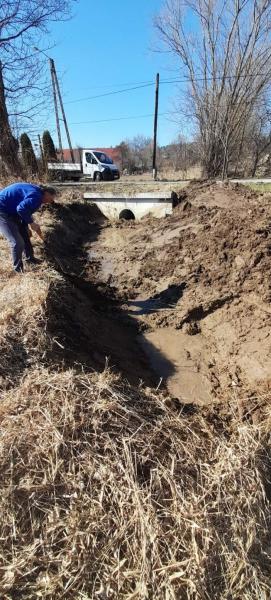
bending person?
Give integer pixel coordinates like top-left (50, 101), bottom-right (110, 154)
top-left (0, 182), bottom-right (56, 272)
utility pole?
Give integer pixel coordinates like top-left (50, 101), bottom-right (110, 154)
top-left (49, 58), bottom-right (64, 162)
top-left (51, 60), bottom-right (75, 164)
top-left (38, 133), bottom-right (46, 173)
top-left (34, 48), bottom-right (75, 164)
top-left (152, 73), bottom-right (159, 180)
top-left (38, 134), bottom-right (44, 161)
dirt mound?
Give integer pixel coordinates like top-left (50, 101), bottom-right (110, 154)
top-left (88, 182), bottom-right (271, 401)
top-left (175, 179), bottom-right (261, 208)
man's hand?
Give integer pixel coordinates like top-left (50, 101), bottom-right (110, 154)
top-left (30, 222), bottom-right (44, 241)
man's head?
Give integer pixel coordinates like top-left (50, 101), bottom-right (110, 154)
top-left (40, 186), bottom-right (57, 205)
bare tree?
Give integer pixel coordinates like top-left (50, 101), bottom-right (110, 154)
top-left (116, 137), bottom-right (153, 174)
top-left (155, 0), bottom-right (271, 178)
top-left (116, 141), bottom-right (134, 173)
top-left (0, 0), bottom-right (75, 175)
top-left (160, 135), bottom-right (200, 176)
top-left (128, 135), bottom-right (153, 172)
top-left (247, 108), bottom-right (271, 176)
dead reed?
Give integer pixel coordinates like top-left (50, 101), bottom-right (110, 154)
top-left (0, 365), bottom-right (270, 599)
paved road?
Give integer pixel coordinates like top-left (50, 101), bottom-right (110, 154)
top-left (52, 180), bottom-right (186, 186)
top-left (52, 177), bottom-right (271, 187)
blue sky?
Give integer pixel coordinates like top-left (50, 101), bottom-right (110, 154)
top-left (36, 0), bottom-right (185, 149)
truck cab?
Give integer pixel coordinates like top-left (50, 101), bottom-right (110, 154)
top-left (83, 149), bottom-right (120, 181)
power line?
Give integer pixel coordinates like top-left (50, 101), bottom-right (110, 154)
top-left (65, 82), bottom-right (156, 104)
top-left (63, 70), bottom-right (187, 93)
top-left (69, 111), bottom-right (178, 125)
top-left (66, 78), bottom-right (163, 91)
top-left (65, 78), bottom-right (190, 105)
top-left (43, 93), bottom-right (271, 128)
top-left (28, 111), bottom-right (179, 134)
top-left (26, 71), bottom-right (270, 140)
top-left (26, 92), bottom-right (271, 134)
top-left (64, 72), bottom-right (271, 105)
top-left (68, 93), bottom-right (271, 126)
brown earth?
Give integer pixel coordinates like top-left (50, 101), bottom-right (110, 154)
top-left (85, 180), bottom-right (271, 407)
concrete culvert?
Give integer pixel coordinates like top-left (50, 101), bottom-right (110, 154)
top-left (119, 209), bottom-right (135, 221)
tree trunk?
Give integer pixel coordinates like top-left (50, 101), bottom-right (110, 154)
top-left (251, 150), bottom-right (260, 177)
top-left (202, 139), bottom-right (224, 178)
top-left (0, 62), bottom-right (22, 176)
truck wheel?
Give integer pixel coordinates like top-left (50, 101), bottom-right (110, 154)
top-left (55, 171), bottom-right (64, 182)
top-left (94, 172), bottom-right (103, 182)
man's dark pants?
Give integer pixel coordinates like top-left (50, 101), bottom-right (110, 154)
top-left (0, 212), bottom-right (34, 272)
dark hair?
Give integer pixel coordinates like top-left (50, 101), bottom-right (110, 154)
top-left (40, 185), bottom-right (57, 196)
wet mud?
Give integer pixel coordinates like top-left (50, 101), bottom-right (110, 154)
top-left (85, 181), bottom-right (271, 404)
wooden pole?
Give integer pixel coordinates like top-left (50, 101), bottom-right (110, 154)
top-left (152, 73), bottom-right (159, 180)
top-left (38, 133), bottom-right (47, 175)
top-left (49, 58), bottom-right (64, 162)
top-left (38, 134), bottom-right (44, 162)
top-left (52, 61), bottom-right (75, 163)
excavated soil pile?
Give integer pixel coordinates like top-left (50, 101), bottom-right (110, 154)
top-left (87, 181), bottom-right (271, 406)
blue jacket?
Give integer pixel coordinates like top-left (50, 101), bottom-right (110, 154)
top-left (0, 183), bottom-right (43, 224)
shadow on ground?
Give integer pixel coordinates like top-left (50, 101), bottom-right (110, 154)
top-left (127, 283), bottom-right (187, 316)
top-left (44, 201), bottom-right (176, 388)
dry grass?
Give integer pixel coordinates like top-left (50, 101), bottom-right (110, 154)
top-left (157, 166), bottom-right (202, 181)
top-left (121, 166), bottom-right (201, 182)
top-left (0, 367), bottom-right (271, 599)
top-left (0, 230), bottom-right (64, 383)
top-left (0, 197), bottom-right (270, 599)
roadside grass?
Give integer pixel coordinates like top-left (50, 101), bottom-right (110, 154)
top-left (246, 183), bottom-right (271, 193)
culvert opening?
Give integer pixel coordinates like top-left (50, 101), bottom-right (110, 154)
top-left (119, 209), bottom-right (135, 221)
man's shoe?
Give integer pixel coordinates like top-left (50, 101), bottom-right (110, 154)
top-left (25, 257), bottom-right (43, 265)
top-left (14, 260), bottom-right (24, 273)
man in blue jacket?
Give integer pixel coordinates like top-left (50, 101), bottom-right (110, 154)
top-left (0, 182), bottom-right (56, 272)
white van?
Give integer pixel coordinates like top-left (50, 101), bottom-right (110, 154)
top-left (48, 149), bottom-right (120, 182)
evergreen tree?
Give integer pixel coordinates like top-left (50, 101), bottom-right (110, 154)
top-left (0, 62), bottom-right (22, 176)
top-left (20, 133), bottom-right (38, 174)
top-left (42, 130), bottom-right (57, 161)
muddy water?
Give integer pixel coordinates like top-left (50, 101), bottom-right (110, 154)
top-left (127, 296), bottom-right (212, 402)
top-left (140, 329), bottom-right (213, 404)
top-left (89, 227), bottom-right (212, 403)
